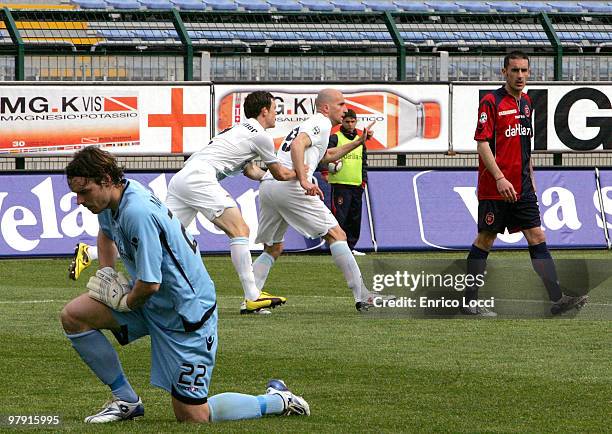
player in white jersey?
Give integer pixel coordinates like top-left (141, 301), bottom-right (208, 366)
top-left (165, 91), bottom-right (296, 314)
top-left (70, 92), bottom-right (295, 315)
top-left (253, 89), bottom-right (390, 311)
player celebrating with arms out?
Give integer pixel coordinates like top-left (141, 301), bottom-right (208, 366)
top-left (61, 147), bottom-right (309, 424)
top-left (463, 51), bottom-right (588, 316)
top-left (252, 88), bottom-right (393, 312)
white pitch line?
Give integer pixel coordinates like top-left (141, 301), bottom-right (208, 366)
top-left (0, 299), bottom-right (67, 304)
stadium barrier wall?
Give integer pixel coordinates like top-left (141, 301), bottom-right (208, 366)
top-left (1, 82), bottom-right (611, 156)
top-left (0, 168), bottom-right (609, 257)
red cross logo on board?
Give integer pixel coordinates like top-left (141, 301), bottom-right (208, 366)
top-left (148, 87), bottom-right (207, 153)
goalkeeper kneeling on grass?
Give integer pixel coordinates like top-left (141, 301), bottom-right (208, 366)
top-left (60, 146), bottom-right (309, 424)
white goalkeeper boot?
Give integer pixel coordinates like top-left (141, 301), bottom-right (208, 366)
top-left (265, 379), bottom-right (310, 416)
top-left (84, 397), bottom-right (144, 423)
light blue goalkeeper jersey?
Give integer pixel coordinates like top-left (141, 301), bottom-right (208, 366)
top-left (98, 179), bottom-right (216, 331)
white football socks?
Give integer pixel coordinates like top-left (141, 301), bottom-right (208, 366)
top-left (88, 245), bottom-right (99, 261)
top-left (253, 252), bottom-right (275, 291)
top-left (330, 240), bottom-right (365, 302)
top-left (230, 237), bottom-right (260, 301)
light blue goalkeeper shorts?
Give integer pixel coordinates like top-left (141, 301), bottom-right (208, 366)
top-left (110, 305), bottom-right (217, 405)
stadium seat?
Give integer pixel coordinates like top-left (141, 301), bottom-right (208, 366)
top-left (331, 0), bottom-right (366, 11)
top-left (268, 0), bottom-right (303, 11)
top-left (97, 29), bottom-right (135, 39)
top-left (485, 31), bottom-right (514, 40)
top-left (454, 31), bottom-right (484, 40)
top-left (393, 1), bottom-right (430, 12)
top-left (547, 2), bottom-right (584, 12)
top-left (363, 0), bottom-right (397, 12)
top-left (300, 0), bottom-right (335, 12)
top-left (132, 29), bottom-right (178, 39)
top-left (516, 31), bottom-right (547, 41)
top-left (172, 0), bottom-right (206, 10)
top-left (456, 1), bottom-right (491, 12)
top-left (71, 0), bottom-right (107, 8)
top-left (233, 30), bottom-right (268, 41)
top-left (107, 0), bottom-right (141, 9)
top-left (578, 2), bottom-right (612, 13)
top-left (424, 1), bottom-right (461, 12)
top-left (267, 31), bottom-right (304, 40)
top-left (399, 31), bottom-right (430, 42)
top-left (236, 0), bottom-right (269, 11)
top-left (486, 1), bottom-right (521, 12)
top-left (189, 29), bottom-right (236, 39)
top-left (582, 31), bottom-right (612, 42)
top-left (362, 31), bottom-right (392, 41)
top-left (207, 0), bottom-right (239, 10)
top-left (139, 0), bottom-right (174, 9)
top-left (300, 31), bottom-right (332, 40)
top-left (517, 2), bottom-right (553, 12)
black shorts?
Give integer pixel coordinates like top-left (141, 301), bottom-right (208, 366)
top-left (478, 197), bottom-right (541, 234)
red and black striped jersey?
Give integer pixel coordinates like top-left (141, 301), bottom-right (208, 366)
top-left (474, 86), bottom-right (535, 201)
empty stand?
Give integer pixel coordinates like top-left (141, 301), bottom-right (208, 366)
top-left (299, 0), bottom-right (334, 12)
top-left (139, 0), bottom-right (174, 10)
top-left (267, 0), bottom-right (302, 11)
top-left (330, 0), bottom-right (366, 12)
top-left (207, 0), bottom-right (239, 11)
top-left (172, 0), bottom-right (206, 10)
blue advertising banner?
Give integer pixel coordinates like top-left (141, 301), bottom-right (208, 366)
top-left (407, 169), bottom-right (605, 249)
top-left (0, 169), bottom-right (607, 257)
top-left (0, 173), bottom-right (323, 257)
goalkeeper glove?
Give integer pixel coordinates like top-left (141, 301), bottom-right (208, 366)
top-left (86, 267), bottom-right (132, 312)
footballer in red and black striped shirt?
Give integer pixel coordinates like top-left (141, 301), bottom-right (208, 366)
top-left (461, 51), bottom-right (588, 317)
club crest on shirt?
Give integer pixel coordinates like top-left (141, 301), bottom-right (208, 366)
top-left (479, 112), bottom-right (487, 123)
top-left (313, 126), bottom-right (320, 135)
top-left (523, 105), bottom-right (530, 118)
top-left (485, 212), bottom-right (495, 225)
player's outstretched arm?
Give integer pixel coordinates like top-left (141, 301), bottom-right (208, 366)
top-left (97, 230), bottom-right (118, 269)
top-left (243, 162), bottom-right (267, 181)
top-left (321, 121), bottom-right (375, 164)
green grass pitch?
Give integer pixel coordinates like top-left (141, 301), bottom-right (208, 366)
top-left (0, 251), bottom-right (610, 433)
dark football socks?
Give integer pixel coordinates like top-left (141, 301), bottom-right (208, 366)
top-left (528, 242), bottom-right (562, 302)
top-left (465, 244), bottom-right (489, 302)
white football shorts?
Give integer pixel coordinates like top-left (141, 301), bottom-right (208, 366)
top-left (255, 179), bottom-right (338, 245)
top-left (166, 163), bottom-right (237, 224)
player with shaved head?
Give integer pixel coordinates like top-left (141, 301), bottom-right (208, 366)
top-left (251, 88), bottom-right (394, 311)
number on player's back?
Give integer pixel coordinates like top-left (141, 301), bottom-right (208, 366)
top-left (281, 127), bottom-right (300, 152)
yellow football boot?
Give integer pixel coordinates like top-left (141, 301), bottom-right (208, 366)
top-left (240, 291), bottom-right (287, 314)
top-left (69, 243), bottom-right (92, 280)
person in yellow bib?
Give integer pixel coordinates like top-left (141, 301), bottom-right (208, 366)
top-left (326, 109), bottom-right (371, 256)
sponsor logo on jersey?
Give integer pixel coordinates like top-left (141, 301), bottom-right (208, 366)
top-left (498, 109), bottom-right (517, 116)
top-left (505, 124), bottom-right (532, 137)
